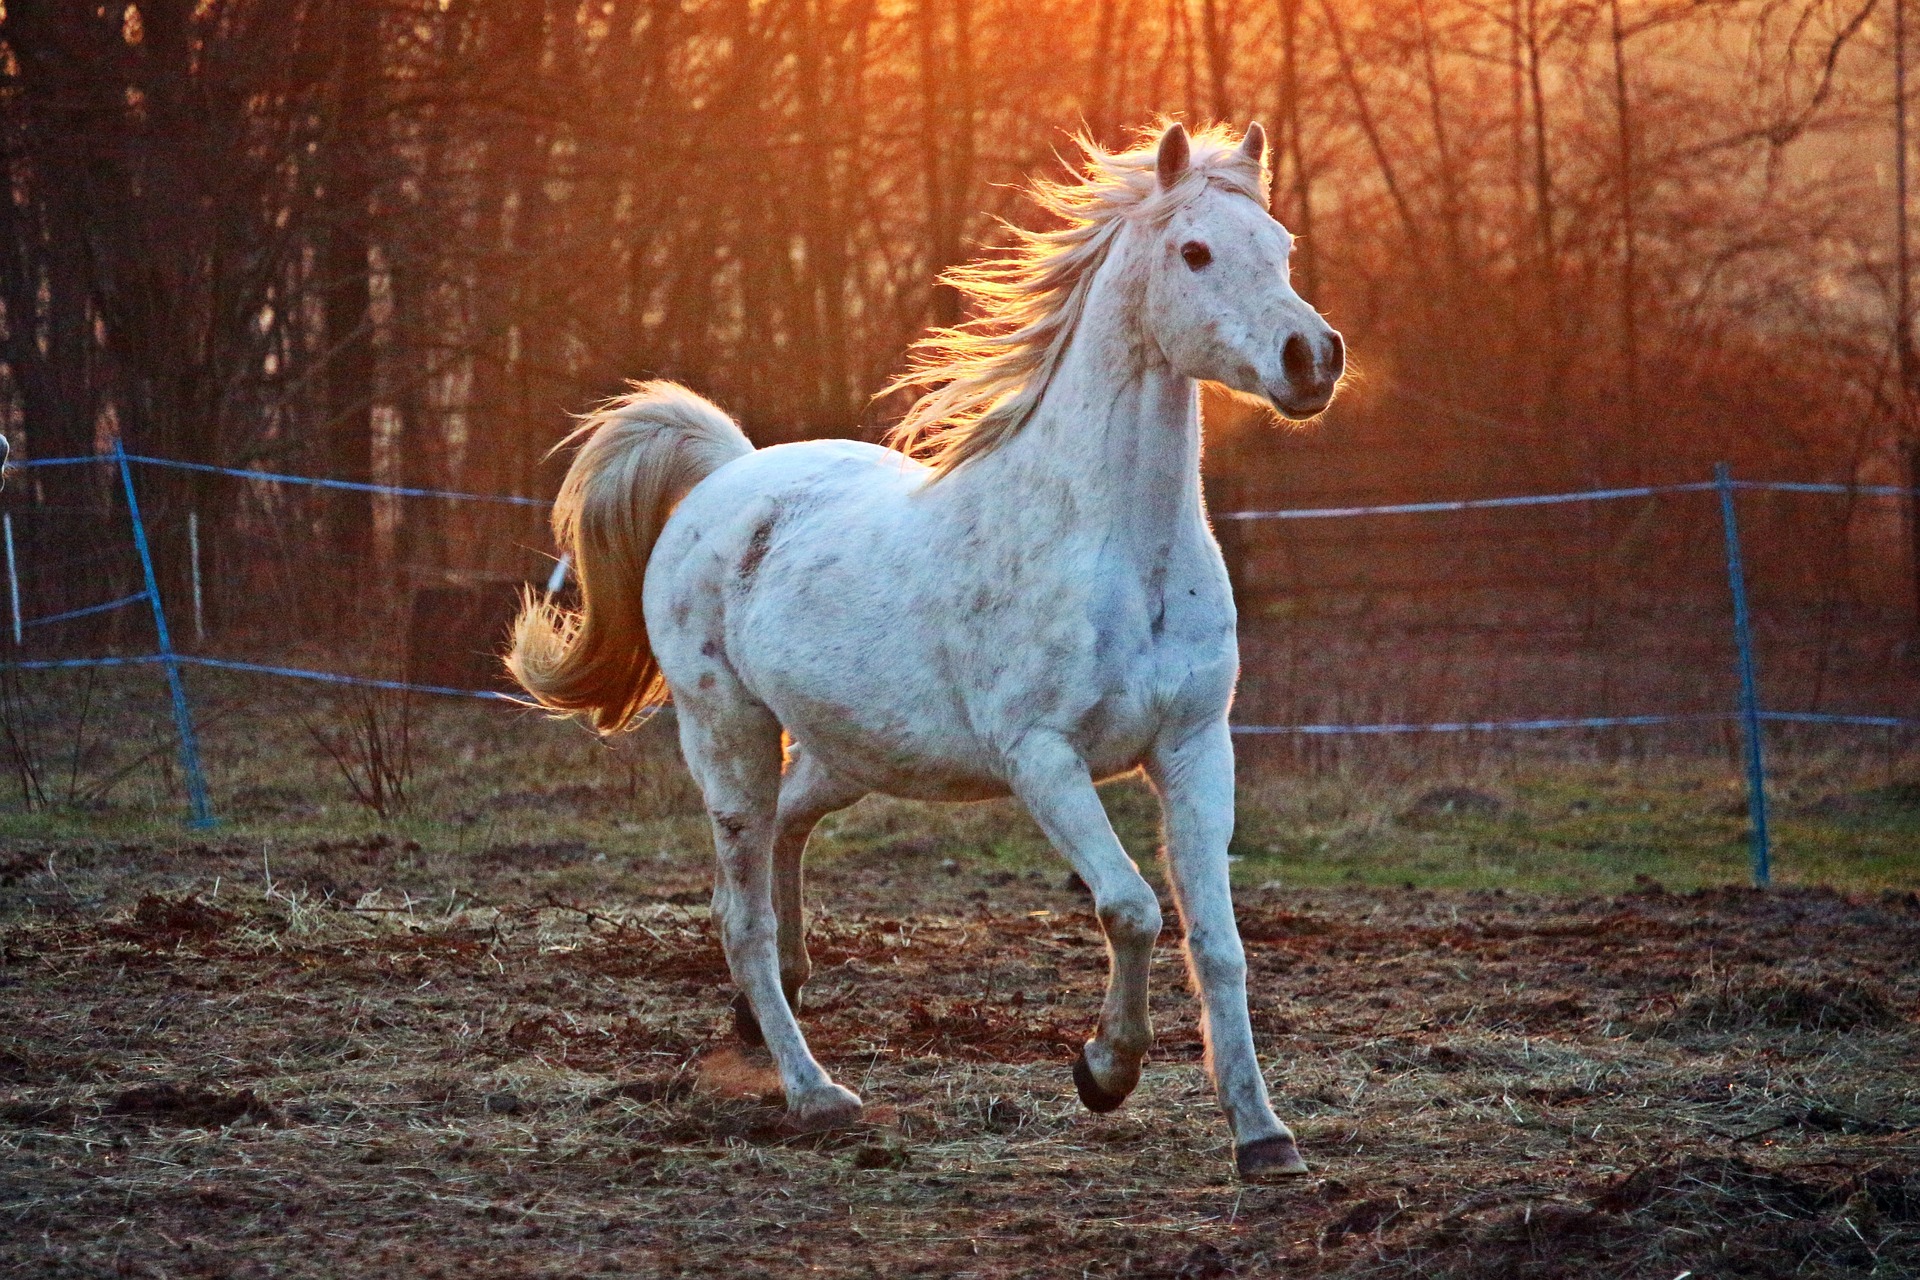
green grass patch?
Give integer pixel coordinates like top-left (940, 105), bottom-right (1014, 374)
top-left (1, 667), bottom-right (1915, 896)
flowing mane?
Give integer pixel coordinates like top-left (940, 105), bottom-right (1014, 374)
top-left (884, 122), bottom-right (1269, 478)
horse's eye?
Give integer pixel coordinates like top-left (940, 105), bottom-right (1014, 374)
top-left (1180, 241), bottom-right (1212, 270)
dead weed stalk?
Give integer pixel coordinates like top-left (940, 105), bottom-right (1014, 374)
top-left (305, 687), bottom-right (414, 819)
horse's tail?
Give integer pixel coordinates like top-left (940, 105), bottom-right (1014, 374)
top-left (508, 381), bottom-right (753, 733)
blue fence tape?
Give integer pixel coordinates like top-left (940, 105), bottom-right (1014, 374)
top-left (0, 650), bottom-right (519, 701)
top-left (1758, 710), bottom-right (1920, 729)
top-left (1731, 479), bottom-right (1920, 498)
top-left (10, 456), bottom-right (105, 470)
top-left (122, 455), bottom-right (553, 507)
top-left (1216, 482), bottom-right (1717, 521)
top-left (21, 590), bottom-right (148, 629)
top-left (1231, 709), bottom-right (1920, 734)
top-left (9, 450), bottom-right (1917, 514)
top-left (1231, 712), bottom-right (1727, 735)
top-left (10, 656), bottom-right (1915, 729)
top-left (4, 451), bottom-right (550, 507)
top-left (7, 654), bottom-right (168, 671)
top-left (175, 655), bottom-right (521, 701)
top-left (1218, 478), bottom-right (1920, 521)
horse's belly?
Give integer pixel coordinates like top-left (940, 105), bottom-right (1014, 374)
top-left (793, 725), bottom-right (1012, 802)
top-left (768, 688), bottom-right (1012, 802)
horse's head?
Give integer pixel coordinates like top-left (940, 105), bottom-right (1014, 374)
top-left (1141, 122), bottom-right (1343, 421)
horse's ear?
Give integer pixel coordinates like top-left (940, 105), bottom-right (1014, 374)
top-left (1156, 122), bottom-right (1191, 189)
top-left (1240, 121), bottom-right (1268, 167)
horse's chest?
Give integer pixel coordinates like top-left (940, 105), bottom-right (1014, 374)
top-left (1043, 574), bottom-right (1235, 765)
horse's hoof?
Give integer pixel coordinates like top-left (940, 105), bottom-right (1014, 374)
top-left (731, 992), bottom-right (765, 1047)
top-left (1235, 1134), bottom-right (1309, 1179)
top-left (1072, 1049), bottom-right (1132, 1114)
top-left (787, 1084), bottom-right (863, 1132)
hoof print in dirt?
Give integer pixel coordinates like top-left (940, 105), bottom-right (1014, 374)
top-left (1172, 1242), bottom-right (1234, 1278)
top-left (1235, 1134), bottom-right (1309, 1179)
top-left (108, 1083), bottom-right (274, 1128)
top-left (1321, 1196), bottom-right (1403, 1245)
top-left (850, 1143), bottom-right (910, 1171)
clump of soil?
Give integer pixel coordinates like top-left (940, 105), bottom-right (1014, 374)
top-left (104, 893), bottom-right (238, 946)
top-left (1663, 969), bottom-right (1904, 1034)
top-left (108, 1083), bottom-right (275, 1128)
top-left (1395, 1155), bottom-right (1920, 1280)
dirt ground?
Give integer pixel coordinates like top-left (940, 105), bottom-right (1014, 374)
top-left (3, 833), bottom-right (1918, 1279)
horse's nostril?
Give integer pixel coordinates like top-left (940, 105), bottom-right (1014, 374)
top-left (1283, 333), bottom-right (1313, 388)
top-left (1327, 331), bottom-right (1345, 379)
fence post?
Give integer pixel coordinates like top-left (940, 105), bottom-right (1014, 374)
top-left (189, 509), bottom-right (205, 642)
top-left (115, 440), bottom-right (216, 828)
top-left (1713, 462), bottom-right (1770, 886)
top-left (4, 513), bottom-right (18, 646)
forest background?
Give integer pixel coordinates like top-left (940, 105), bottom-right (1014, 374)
top-left (0, 0), bottom-right (1914, 679)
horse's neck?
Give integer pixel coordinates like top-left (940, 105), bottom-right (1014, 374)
top-left (955, 256), bottom-right (1204, 568)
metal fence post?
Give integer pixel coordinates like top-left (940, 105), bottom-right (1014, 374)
top-left (1713, 462), bottom-right (1769, 886)
top-left (4, 513), bottom-right (19, 646)
top-left (115, 440), bottom-right (216, 828)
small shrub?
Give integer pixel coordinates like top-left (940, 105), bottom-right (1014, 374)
top-left (305, 688), bottom-right (414, 819)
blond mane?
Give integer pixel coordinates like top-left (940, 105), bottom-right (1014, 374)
top-left (884, 122), bottom-right (1269, 478)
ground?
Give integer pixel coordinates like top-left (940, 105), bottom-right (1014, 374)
top-left (4, 834), bottom-right (1919, 1277)
top-left (1, 678), bottom-right (1917, 1277)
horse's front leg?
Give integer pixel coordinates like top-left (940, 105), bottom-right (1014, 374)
top-left (1010, 738), bottom-right (1163, 1110)
top-left (1149, 720), bottom-right (1307, 1178)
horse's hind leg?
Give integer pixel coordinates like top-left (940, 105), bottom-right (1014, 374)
top-left (678, 699), bottom-right (862, 1129)
top-left (733, 746), bottom-right (864, 1047)
top-left (1009, 737), bottom-right (1163, 1110)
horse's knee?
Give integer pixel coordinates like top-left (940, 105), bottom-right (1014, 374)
top-left (1186, 929), bottom-right (1248, 990)
top-left (711, 809), bottom-right (770, 854)
top-left (1098, 885), bottom-right (1163, 951)
top-left (713, 890), bottom-right (776, 955)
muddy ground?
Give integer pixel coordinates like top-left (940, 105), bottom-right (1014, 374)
top-left (2, 835), bottom-right (1918, 1278)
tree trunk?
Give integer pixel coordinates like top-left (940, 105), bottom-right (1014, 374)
top-left (1609, 0), bottom-right (1639, 418)
top-left (1275, 0), bottom-right (1317, 302)
top-left (1201, 0), bottom-right (1232, 120)
top-left (1899, 0), bottom-right (1920, 628)
top-left (323, 0), bottom-right (378, 570)
top-left (918, 0), bottom-right (958, 327)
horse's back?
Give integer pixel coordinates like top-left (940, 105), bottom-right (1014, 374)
top-left (645, 438), bottom-right (1026, 796)
top-left (645, 437), bottom-right (919, 646)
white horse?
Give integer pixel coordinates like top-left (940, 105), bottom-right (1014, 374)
top-left (510, 121), bottom-right (1343, 1179)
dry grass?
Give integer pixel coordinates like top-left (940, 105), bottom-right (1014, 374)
top-left (2, 830), bottom-right (1917, 1278)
